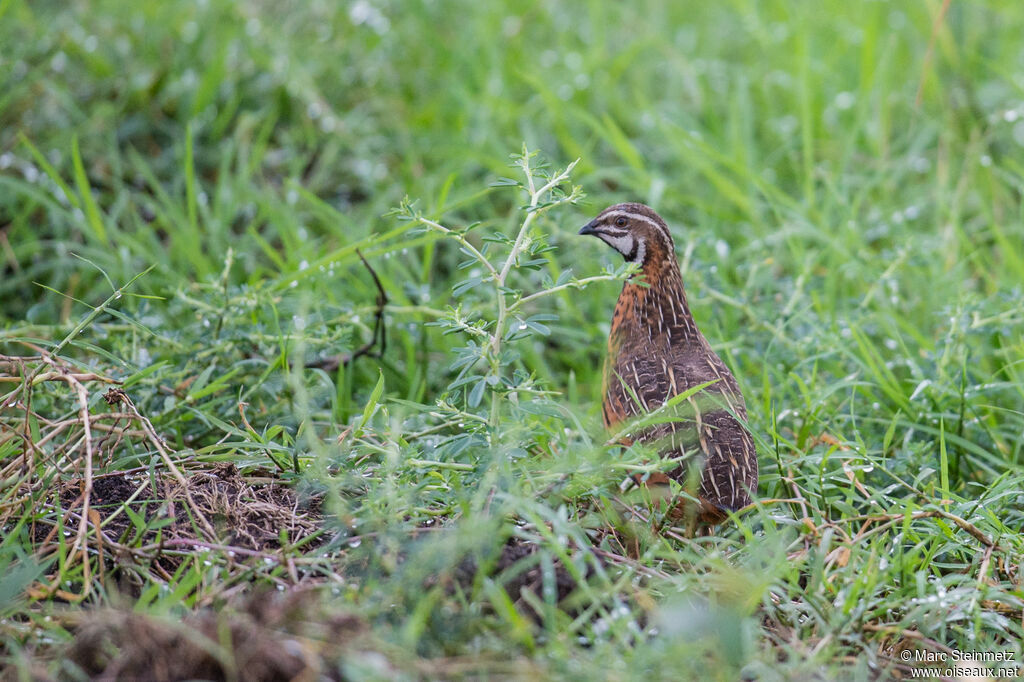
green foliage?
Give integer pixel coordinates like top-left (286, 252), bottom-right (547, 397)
top-left (2, 0), bottom-right (1024, 679)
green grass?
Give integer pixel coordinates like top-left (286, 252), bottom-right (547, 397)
top-left (3, 0), bottom-right (1024, 679)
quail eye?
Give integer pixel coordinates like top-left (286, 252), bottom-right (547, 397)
top-left (614, 217), bottom-right (627, 227)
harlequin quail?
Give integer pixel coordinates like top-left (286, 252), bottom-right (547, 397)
top-left (579, 203), bottom-right (757, 523)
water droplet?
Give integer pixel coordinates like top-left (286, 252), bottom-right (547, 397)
top-left (50, 51), bottom-right (67, 73)
top-left (834, 91), bottom-right (855, 110)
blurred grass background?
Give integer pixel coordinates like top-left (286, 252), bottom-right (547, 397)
top-left (2, 0), bottom-right (1024, 679)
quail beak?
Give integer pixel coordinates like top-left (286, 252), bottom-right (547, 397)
top-left (578, 220), bottom-right (599, 236)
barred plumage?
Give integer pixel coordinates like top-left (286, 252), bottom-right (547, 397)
top-left (580, 203), bottom-right (757, 522)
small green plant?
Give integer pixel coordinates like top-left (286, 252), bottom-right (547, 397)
top-left (393, 146), bottom-right (632, 432)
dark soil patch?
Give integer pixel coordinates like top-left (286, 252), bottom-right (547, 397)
top-left (31, 473), bottom-right (155, 545)
top-left (453, 536), bottom-right (603, 619)
top-left (32, 463), bottom-right (324, 554)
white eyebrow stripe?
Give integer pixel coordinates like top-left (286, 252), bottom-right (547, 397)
top-left (601, 210), bottom-right (673, 241)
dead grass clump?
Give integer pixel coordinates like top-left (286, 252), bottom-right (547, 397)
top-left (64, 589), bottom-right (364, 682)
top-left (164, 462), bottom-right (321, 551)
top-left (2, 351), bottom-right (326, 602)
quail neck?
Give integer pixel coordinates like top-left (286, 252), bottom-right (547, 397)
top-left (580, 203), bottom-right (697, 351)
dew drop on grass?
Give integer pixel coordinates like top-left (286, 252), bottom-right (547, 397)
top-left (50, 52), bottom-right (67, 73)
top-left (834, 91), bottom-right (855, 110)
